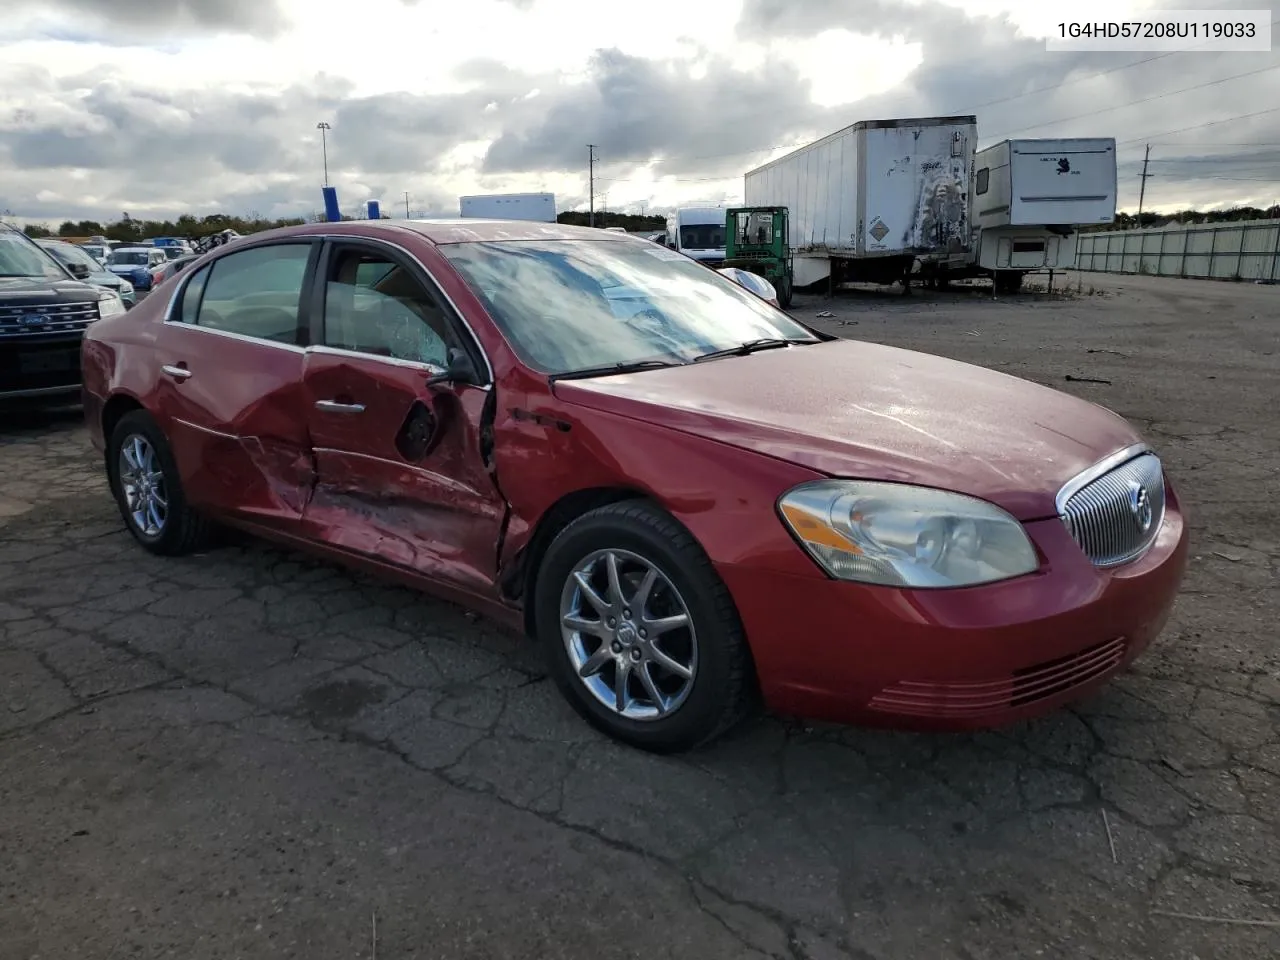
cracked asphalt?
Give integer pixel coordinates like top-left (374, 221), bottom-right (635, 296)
top-left (1, 271), bottom-right (1277, 960)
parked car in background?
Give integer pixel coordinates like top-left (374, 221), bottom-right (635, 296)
top-left (150, 253), bottom-right (200, 289)
top-left (79, 242), bottom-right (110, 266)
top-left (717, 266), bottom-right (780, 308)
top-left (152, 237), bottom-right (195, 259)
top-left (37, 238), bottom-right (136, 307)
top-left (82, 219), bottom-right (1188, 753)
top-left (0, 224), bottom-right (127, 402)
top-left (107, 246), bottom-right (167, 291)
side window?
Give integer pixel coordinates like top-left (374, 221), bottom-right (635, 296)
top-left (322, 247), bottom-right (456, 367)
top-left (178, 265), bottom-right (209, 325)
top-left (195, 243), bottom-right (312, 344)
top-left (976, 167), bottom-right (990, 196)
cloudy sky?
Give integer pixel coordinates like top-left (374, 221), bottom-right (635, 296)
top-left (1, 0), bottom-right (1277, 225)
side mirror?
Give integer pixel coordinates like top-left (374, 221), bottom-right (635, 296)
top-left (424, 347), bottom-right (481, 388)
top-left (67, 261), bottom-right (91, 280)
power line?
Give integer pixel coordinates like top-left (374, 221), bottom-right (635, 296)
top-left (1154, 142), bottom-right (1280, 147)
top-left (982, 63), bottom-right (1280, 143)
top-left (1118, 105), bottom-right (1280, 146)
top-left (595, 18), bottom-right (1280, 171)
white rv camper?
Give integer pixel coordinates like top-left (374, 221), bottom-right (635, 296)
top-left (969, 138), bottom-right (1117, 291)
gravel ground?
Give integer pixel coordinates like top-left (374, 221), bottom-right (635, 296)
top-left (1, 271), bottom-right (1277, 960)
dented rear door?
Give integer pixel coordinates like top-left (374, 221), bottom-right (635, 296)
top-left (153, 240), bottom-right (320, 531)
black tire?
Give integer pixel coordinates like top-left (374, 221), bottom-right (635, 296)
top-left (994, 270), bottom-right (1024, 294)
top-left (107, 410), bottom-right (212, 555)
top-left (534, 501), bottom-right (755, 753)
top-left (777, 274), bottom-right (793, 308)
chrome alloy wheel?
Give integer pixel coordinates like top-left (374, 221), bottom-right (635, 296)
top-left (559, 548), bottom-right (698, 720)
top-left (117, 433), bottom-right (168, 538)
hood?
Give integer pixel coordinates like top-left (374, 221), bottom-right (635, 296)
top-left (0, 276), bottom-right (100, 299)
top-left (553, 339), bottom-right (1142, 520)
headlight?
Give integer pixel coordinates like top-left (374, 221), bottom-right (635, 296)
top-left (96, 291), bottom-right (127, 319)
top-left (777, 480), bottom-right (1039, 588)
top-left (119, 281), bottom-right (133, 294)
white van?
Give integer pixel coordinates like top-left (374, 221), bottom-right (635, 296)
top-left (664, 207), bottom-right (726, 266)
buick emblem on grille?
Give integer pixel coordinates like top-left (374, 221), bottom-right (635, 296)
top-left (1128, 481), bottom-right (1153, 533)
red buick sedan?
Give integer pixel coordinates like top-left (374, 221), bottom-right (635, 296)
top-left (81, 220), bottom-right (1189, 752)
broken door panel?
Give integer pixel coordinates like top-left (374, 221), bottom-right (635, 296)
top-left (300, 349), bottom-right (505, 594)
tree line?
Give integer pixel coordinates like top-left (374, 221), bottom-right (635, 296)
top-left (19, 209), bottom-right (667, 240)
top-left (556, 211), bottom-right (666, 231)
top-left (25, 204), bottom-right (1271, 243)
top-left (21, 213), bottom-right (307, 241)
top-left (1082, 205), bottom-right (1280, 232)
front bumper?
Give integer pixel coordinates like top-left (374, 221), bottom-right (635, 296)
top-left (720, 483), bottom-right (1190, 730)
top-left (0, 334), bottom-right (84, 400)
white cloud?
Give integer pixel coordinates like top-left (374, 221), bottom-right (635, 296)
top-left (1, 0), bottom-right (1277, 224)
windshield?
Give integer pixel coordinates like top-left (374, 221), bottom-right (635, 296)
top-left (112, 250), bottom-right (150, 266)
top-left (679, 224), bottom-right (725, 251)
top-left (440, 239), bottom-right (817, 374)
top-left (0, 232), bottom-right (69, 281)
top-left (41, 242), bottom-right (100, 273)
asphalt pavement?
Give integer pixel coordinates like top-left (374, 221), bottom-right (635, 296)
top-left (1, 272), bottom-right (1277, 959)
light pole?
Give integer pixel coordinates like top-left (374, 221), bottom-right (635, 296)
top-left (316, 122), bottom-right (331, 186)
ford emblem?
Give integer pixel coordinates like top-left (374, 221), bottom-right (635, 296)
top-left (19, 313), bottom-right (47, 328)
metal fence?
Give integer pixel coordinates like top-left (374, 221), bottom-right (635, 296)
top-left (1076, 218), bottom-right (1280, 282)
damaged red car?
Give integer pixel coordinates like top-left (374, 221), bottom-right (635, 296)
top-left (81, 220), bottom-right (1189, 752)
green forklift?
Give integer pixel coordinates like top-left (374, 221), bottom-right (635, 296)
top-left (723, 206), bottom-right (793, 308)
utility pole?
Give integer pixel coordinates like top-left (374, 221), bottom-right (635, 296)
top-left (403, 192), bottom-right (410, 218)
top-left (588, 144), bottom-right (597, 228)
top-left (1136, 143), bottom-right (1152, 226)
top-left (316, 122), bottom-right (332, 186)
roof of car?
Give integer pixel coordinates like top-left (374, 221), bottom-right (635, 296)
top-left (231, 218), bottom-right (638, 247)
top-left (114, 245), bottom-right (157, 252)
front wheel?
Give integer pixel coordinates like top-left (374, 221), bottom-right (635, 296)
top-left (534, 501), bottom-right (755, 753)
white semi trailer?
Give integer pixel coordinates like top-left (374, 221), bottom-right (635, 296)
top-left (458, 192), bottom-right (557, 222)
top-left (743, 115), bottom-right (977, 293)
top-left (962, 138), bottom-right (1117, 292)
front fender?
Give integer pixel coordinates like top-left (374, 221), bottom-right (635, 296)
top-left (493, 381), bottom-right (829, 581)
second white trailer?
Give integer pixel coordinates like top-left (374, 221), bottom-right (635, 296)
top-left (970, 138), bottom-right (1116, 291)
top-left (458, 192), bottom-right (557, 222)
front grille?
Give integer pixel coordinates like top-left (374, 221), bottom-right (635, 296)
top-left (868, 638), bottom-right (1127, 719)
top-left (1059, 452), bottom-right (1165, 566)
top-left (0, 300), bottom-right (99, 338)
top-left (0, 339), bottom-right (83, 394)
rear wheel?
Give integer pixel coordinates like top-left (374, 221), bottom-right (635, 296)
top-left (107, 410), bottom-right (212, 555)
top-left (535, 501), bottom-right (754, 753)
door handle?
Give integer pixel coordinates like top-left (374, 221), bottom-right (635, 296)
top-left (161, 364), bottom-right (192, 380)
top-left (315, 400), bottom-right (366, 414)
